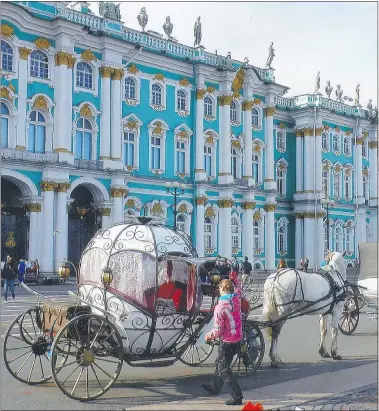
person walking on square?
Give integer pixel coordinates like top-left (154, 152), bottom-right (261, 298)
top-left (241, 256), bottom-right (252, 286)
top-left (2, 255), bottom-right (17, 302)
top-left (18, 258), bottom-right (26, 283)
top-left (202, 270), bottom-right (243, 405)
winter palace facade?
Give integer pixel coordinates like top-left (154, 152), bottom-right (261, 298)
top-left (1, 1), bottom-right (378, 273)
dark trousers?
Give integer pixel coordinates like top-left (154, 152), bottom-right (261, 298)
top-left (212, 342), bottom-right (242, 399)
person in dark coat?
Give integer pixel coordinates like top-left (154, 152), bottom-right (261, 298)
top-left (2, 255), bottom-right (17, 302)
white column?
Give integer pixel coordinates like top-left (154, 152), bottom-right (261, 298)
top-left (355, 138), bottom-right (363, 200)
top-left (369, 141), bottom-right (378, 204)
top-left (195, 89), bottom-right (206, 181)
top-left (218, 96), bottom-right (232, 183)
top-left (370, 212), bottom-right (378, 243)
top-left (303, 215), bottom-right (315, 269)
top-left (55, 184), bottom-right (69, 270)
top-left (54, 55), bottom-right (68, 151)
top-left (303, 129), bottom-right (313, 192)
top-left (295, 131), bottom-right (303, 192)
top-left (243, 101), bottom-right (253, 181)
top-left (100, 67), bottom-right (112, 159)
top-left (264, 203), bottom-right (276, 270)
top-left (100, 207), bottom-right (112, 229)
top-left (295, 214), bottom-right (302, 268)
top-left (16, 48), bottom-right (31, 149)
top-left (41, 182), bottom-right (56, 272)
top-left (316, 214), bottom-right (324, 268)
top-left (218, 200), bottom-right (232, 259)
top-left (357, 207), bottom-right (366, 246)
top-left (195, 196), bottom-right (206, 257)
top-left (110, 187), bottom-right (126, 224)
top-left (110, 69), bottom-right (123, 161)
top-left (264, 107), bottom-right (275, 190)
top-left (242, 201), bottom-right (254, 262)
top-left (26, 203), bottom-right (41, 261)
top-left (315, 128), bottom-right (323, 192)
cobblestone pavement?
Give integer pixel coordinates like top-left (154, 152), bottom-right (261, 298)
top-left (275, 384), bottom-right (378, 410)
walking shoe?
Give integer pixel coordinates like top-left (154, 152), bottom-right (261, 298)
top-left (3, 300), bottom-right (7, 304)
top-left (225, 398), bottom-right (243, 405)
top-left (202, 384), bottom-right (219, 396)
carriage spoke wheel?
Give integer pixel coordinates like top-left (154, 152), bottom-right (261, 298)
top-left (3, 308), bottom-right (52, 384)
top-left (242, 277), bottom-right (261, 307)
top-left (177, 322), bottom-right (214, 366)
top-left (50, 314), bottom-right (124, 401)
top-left (232, 321), bottom-right (265, 376)
top-left (338, 294), bottom-right (360, 335)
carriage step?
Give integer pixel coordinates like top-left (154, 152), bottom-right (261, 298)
top-left (127, 358), bottom-right (176, 367)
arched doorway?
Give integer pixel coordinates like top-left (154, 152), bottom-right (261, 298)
top-left (68, 185), bottom-right (101, 269)
top-left (1, 178), bottom-right (30, 261)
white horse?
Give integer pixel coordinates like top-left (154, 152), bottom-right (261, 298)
top-left (260, 251), bottom-right (347, 367)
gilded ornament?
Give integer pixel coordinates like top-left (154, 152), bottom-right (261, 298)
top-left (344, 168), bottom-right (351, 177)
top-left (278, 123), bottom-right (286, 129)
top-left (196, 89), bottom-right (207, 99)
top-left (152, 125), bottom-right (163, 135)
top-left (67, 55), bottom-right (76, 69)
top-left (153, 73), bottom-right (165, 81)
top-left (55, 51), bottom-right (70, 66)
top-left (99, 208), bottom-right (111, 217)
top-left (295, 130), bottom-right (302, 137)
top-left (126, 199), bottom-right (136, 208)
top-left (345, 130), bottom-right (352, 136)
top-left (362, 131), bottom-right (369, 138)
top-left (231, 68), bottom-right (245, 97)
top-left (100, 66), bottom-right (114, 78)
top-left (265, 107), bottom-right (275, 116)
top-left (231, 140), bottom-right (241, 149)
top-left (5, 232), bottom-right (16, 249)
top-left (205, 206), bottom-right (216, 217)
top-left (41, 181), bottom-right (58, 192)
top-left (278, 162), bottom-right (286, 170)
top-left (179, 78), bottom-right (190, 87)
top-left (110, 187), bottom-right (128, 198)
top-left (178, 204), bottom-right (188, 213)
top-left (242, 101), bottom-right (254, 111)
top-left (253, 144), bottom-right (261, 153)
top-left (205, 248), bottom-right (215, 255)
top-left (362, 168), bottom-right (369, 177)
top-left (1, 24), bottom-right (14, 37)
top-left (7, 83), bottom-right (15, 92)
top-left (232, 248), bottom-right (239, 255)
top-left (242, 201), bottom-right (256, 210)
top-left (57, 183), bottom-right (71, 193)
top-left (253, 211), bottom-right (262, 221)
top-left (264, 203), bottom-right (276, 212)
top-left (217, 199), bottom-right (234, 208)
top-left (334, 126), bottom-right (340, 132)
top-left (368, 141), bottom-right (378, 149)
top-left (34, 37), bottom-right (51, 49)
top-left (315, 127), bottom-right (323, 136)
top-left (127, 64), bottom-right (139, 74)
top-left (125, 120), bottom-right (138, 130)
top-left (178, 130), bottom-right (189, 139)
top-left (323, 125), bottom-right (330, 131)
top-left (18, 47), bottom-right (32, 60)
top-left (206, 135), bottom-right (214, 144)
top-left (33, 96), bottom-right (48, 110)
top-left (151, 202), bottom-right (163, 215)
top-left (253, 98), bottom-right (261, 105)
top-left (218, 95), bottom-right (233, 106)
top-left (112, 68), bottom-right (124, 80)
top-left (322, 163), bottom-right (330, 171)
top-left (295, 212), bottom-right (304, 218)
top-left (207, 86), bottom-right (216, 94)
top-left (303, 212), bottom-right (316, 219)
top-left (25, 203), bottom-right (42, 212)
top-left (1, 87), bottom-right (11, 101)
top-left (334, 165), bottom-right (342, 173)
top-left (126, 165), bottom-right (134, 171)
top-left (81, 49), bottom-right (97, 62)
top-left (79, 103), bottom-right (93, 118)
top-left (196, 196), bottom-right (208, 206)
top-left (303, 128), bottom-right (313, 137)
top-left (356, 138), bottom-right (363, 145)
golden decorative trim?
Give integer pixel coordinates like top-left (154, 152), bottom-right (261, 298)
top-left (303, 128), bottom-right (313, 137)
top-left (25, 203), bottom-right (41, 212)
top-left (334, 126), bottom-right (340, 132)
top-left (178, 204), bottom-right (188, 213)
top-left (67, 55), bottom-right (76, 69)
top-left (253, 144), bottom-right (261, 153)
top-left (5, 232), bottom-right (16, 249)
top-left (151, 202), bottom-right (164, 214)
top-left (34, 37), bottom-right (51, 49)
top-left (242, 100), bottom-right (254, 111)
top-left (231, 68), bottom-right (245, 98)
top-left (205, 206), bottom-right (216, 217)
top-left (217, 199), bottom-right (234, 208)
top-left (345, 168), bottom-right (351, 176)
top-left (253, 210), bottom-right (262, 221)
top-left (79, 103), bottom-right (93, 118)
top-left (57, 183), bottom-right (71, 193)
top-left (127, 64), bottom-right (139, 74)
top-left (242, 201), bottom-right (256, 210)
top-left (254, 98), bottom-right (261, 105)
top-left (126, 199), bottom-right (136, 208)
top-left (317, 212), bottom-right (325, 218)
top-left (323, 125), bottom-right (330, 131)
top-left (99, 207), bottom-right (111, 217)
top-left (231, 140), bottom-right (241, 149)
top-left (206, 136), bottom-right (214, 144)
top-left (218, 172), bottom-right (231, 176)
top-left (125, 120), bottom-right (138, 130)
top-left (196, 89), bottom-right (207, 99)
top-left (41, 181), bottom-right (58, 192)
top-left (53, 148), bottom-right (72, 153)
top-left (345, 130), bottom-right (352, 136)
top-left (362, 168), bottom-right (369, 177)
top-left (177, 130), bottom-right (189, 140)
top-left (278, 123), bottom-right (286, 129)
top-left (1, 24), bottom-right (14, 37)
top-left (368, 141), bottom-right (378, 149)
top-left (15, 145), bottom-right (26, 150)
top-left (1, 87), bottom-right (11, 101)
top-left (99, 156), bottom-right (112, 160)
top-left (153, 73), bottom-right (165, 81)
top-left (196, 196), bottom-right (208, 206)
top-left (315, 127), bottom-right (323, 136)
top-left (295, 212), bottom-right (304, 218)
top-left (264, 203), bottom-right (276, 212)
top-left (112, 68), bottom-right (124, 80)
top-left (100, 66), bottom-right (114, 78)
top-left (55, 51), bottom-right (70, 66)
top-left (7, 83), bottom-right (15, 93)
top-left (33, 96), bottom-right (48, 110)
top-left (179, 78), bottom-right (190, 87)
top-left (218, 95), bottom-right (233, 106)
top-left (295, 130), bottom-right (303, 137)
top-left (356, 138), bottom-right (363, 145)
top-left (323, 163), bottom-right (330, 171)
top-left (265, 107), bottom-right (275, 117)
top-left (207, 85), bottom-right (216, 94)
top-left (81, 49), bottom-right (97, 62)
top-left (19, 47), bottom-right (32, 60)
top-left (362, 131), bottom-right (369, 138)
top-left (110, 187), bottom-right (128, 198)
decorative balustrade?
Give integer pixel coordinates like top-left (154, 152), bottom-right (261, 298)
top-left (1, 148), bottom-right (59, 163)
top-left (56, 6), bottom-right (105, 30)
top-left (234, 178), bottom-right (249, 187)
top-left (74, 159), bottom-right (104, 171)
top-left (274, 96), bottom-right (295, 108)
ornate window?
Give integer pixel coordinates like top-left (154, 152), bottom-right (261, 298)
top-left (125, 77), bottom-right (136, 100)
top-left (76, 62), bottom-right (93, 89)
top-left (148, 119), bottom-right (168, 173)
top-left (231, 147), bottom-right (242, 179)
top-left (332, 134), bottom-right (340, 153)
top-left (28, 111), bottom-right (46, 153)
top-left (231, 216), bottom-right (241, 251)
top-left (362, 141), bottom-right (367, 158)
top-left (345, 227), bottom-right (353, 253)
top-left (321, 133), bottom-right (328, 151)
top-left (252, 108), bottom-right (259, 127)
top-left (74, 117), bottom-right (93, 160)
top-left (335, 226), bottom-right (343, 252)
top-left (253, 220), bottom-right (261, 250)
top-left (150, 136), bottom-right (161, 170)
top-left (276, 161), bottom-right (287, 196)
top-left (177, 214), bottom-right (186, 232)
top-left (230, 101), bottom-right (237, 123)
top-left (277, 218), bottom-right (288, 254)
top-left (333, 170), bottom-right (341, 199)
top-left (30, 50), bottom-right (49, 79)
top-left (1, 41), bottom-right (13, 72)
top-left (344, 168), bottom-right (352, 199)
top-left (176, 141), bottom-right (186, 174)
top-left (278, 226), bottom-right (285, 253)
top-left (123, 131), bottom-right (135, 167)
top-left (276, 131), bottom-right (286, 152)
top-left (176, 90), bottom-right (186, 111)
top-left (204, 145), bottom-right (212, 177)
top-left (204, 217), bottom-right (212, 249)
top-left (1, 102), bottom-right (9, 148)
top-left (204, 96), bottom-right (213, 117)
top-left (343, 137), bottom-right (350, 156)
top-left (151, 83), bottom-right (162, 106)
top-left (122, 115), bottom-right (142, 170)
top-left (322, 168), bottom-right (330, 197)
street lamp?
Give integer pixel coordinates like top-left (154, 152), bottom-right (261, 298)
top-left (320, 198), bottom-right (335, 250)
top-left (165, 181), bottom-right (186, 230)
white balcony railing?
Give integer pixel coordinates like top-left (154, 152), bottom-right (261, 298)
top-left (1, 148), bottom-right (59, 163)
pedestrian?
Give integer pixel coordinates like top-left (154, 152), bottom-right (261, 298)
top-left (202, 270), bottom-right (243, 405)
top-left (303, 258), bottom-right (309, 272)
top-left (277, 258), bottom-right (287, 269)
top-left (2, 255), bottom-right (17, 303)
top-left (241, 256), bottom-right (252, 286)
top-left (18, 258), bottom-right (26, 283)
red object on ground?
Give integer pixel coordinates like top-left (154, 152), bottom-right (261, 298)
top-left (241, 401), bottom-right (264, 411)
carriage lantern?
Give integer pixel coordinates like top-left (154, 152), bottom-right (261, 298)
top-left (209, 267), bottom-right (221, 284)
top-left (59, 260), bottom-right (71, 279)
top-left (101, 266), bottom-right (113, 287)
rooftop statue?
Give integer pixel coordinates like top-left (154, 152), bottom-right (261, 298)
top-left (265, 42), bottom-right (275, 69)
top-left (354, 83), bottom-right (360, 106)
top-left (194, 16), bottom-right (202, 47)
top-left (335, 84), bottom-right (343, 102)
top-left (314, 71), bottom-right (320, 94)
top-left (98, 2), bottom-right (121, 20)
top-left (367, 99), bottom-right (373, 110)
top-left (325, 81), bottom-right (333, 99)
top-left (163, 16), bottom-right (173, 39)
top-left (137, 7), bottom-right (148, 32)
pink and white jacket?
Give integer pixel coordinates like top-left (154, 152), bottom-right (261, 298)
top-left (205, 271), bottom-right (243, 344)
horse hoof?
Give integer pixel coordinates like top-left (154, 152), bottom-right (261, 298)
top-left (318, 347), bottom-right (331, 358)
top-left (332, 354), bottom-right (342, 360)
top-left (270, 362), bottom-right (280, 368)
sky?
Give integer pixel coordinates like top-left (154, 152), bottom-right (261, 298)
top-left (88, 1), bottom-right (377, 106)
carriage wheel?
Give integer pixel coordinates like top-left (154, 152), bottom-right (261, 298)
top-left (233, 320), bottom-right (265, 376)
top-left (177, 322), bottom-right (214, 366)
top-left (242, 277), bottom-right (261, 307)
top-left (338, 294), bottom-right (360, 335)
top-left (50, 314), bottom-right (124, 401)
top-left (3, 308), bottom-right (52, 384)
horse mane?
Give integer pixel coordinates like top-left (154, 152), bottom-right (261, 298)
top-left (328, 252), bottom-right (347, 281)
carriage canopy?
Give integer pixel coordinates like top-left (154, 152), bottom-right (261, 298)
top-left (358, 243), bottom-right (378, 280)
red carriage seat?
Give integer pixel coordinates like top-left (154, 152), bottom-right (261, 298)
top-left (241, 297), bottom-right (250, 315)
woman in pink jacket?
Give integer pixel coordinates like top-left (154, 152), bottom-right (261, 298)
top-left (203, 270), bottom-right (243, 405)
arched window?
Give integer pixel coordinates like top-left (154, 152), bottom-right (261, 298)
top-left (123, 131), bottom-right (135, 167)
top-left (253, 262), bottom-right (262, 270)
top-left (1, 41), bottom-right (13, 72)
top-left (30, 50), bottom-right (48, 79)
top-left (231, 216), bottom-right (240, 250)
top-left (151, 83), bottom-right (162, 106)
top-left (176, 140), bottom-right (186, 173)
top-left (177, 90), bottom-right (186, 111)
top-left (204, 145), bottom-right (212, 176)
top-left (344, 171), bottom-right (351, 199)
top-left (204, 217), bottom-right (212, 249)
top-left (252, 153), bottom-right (260, 183)
top-left (150, 135), bottom-right (161, 170)
top-left (125, 77), bottom-right (136, 100)
top-left (333, 171), bottom-right (341, 198)
top-left (230, 101), bottom-right (237, 122)
top-left (335, 226), bottom-right (343, 252)
top-left (1, 102), bottom-right (9, 148)
top-left (322, 169), bottom-right (329, 197)
top-left (343, 137), bottom-right (350, 156)
top-left (76, 62), bottom-right (93, 89)
top-left (177, 214), bottom-right (186, 232)
top-left (252, 108), bottom-right (259, 127)
top-left (75, 117), bottom-right (92, 160)
top-left (28, 111), bottom-right (46, 153)
top-left (276, 131), bottom-right (285, 150)
top-left (322, 133), bottom-right (328, 151)
top-left (231, 147), bottom-right (238, 179)
top-left (204, 96), bottom-right (213, 117)
top-left (277, 225), bottom-right (285, 253)
top-left (362, 141), bottom-right (367, 157)
top-left (276, 165), bottom-right (286, 195)
top-left (332, 135), bottom-right (339, 153)
top-left (345, 227), bottom-right (353, 253)
top-left (253, 220), bottom-right (260, 250)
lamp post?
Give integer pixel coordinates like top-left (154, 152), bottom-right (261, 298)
top-left (320, 198), bottom-right (335, 250)
top-left (165, 181), bottom-right (186, 230)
